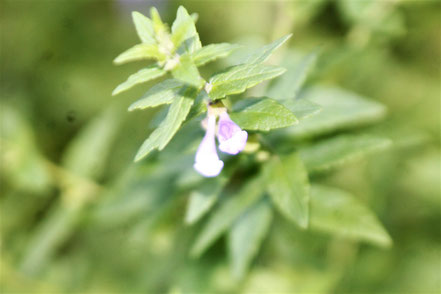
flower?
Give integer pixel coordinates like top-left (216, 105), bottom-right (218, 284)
top-left (217, 112), bottom-right (248, 155)
top-left (193, 114), bottom-right (224, 177)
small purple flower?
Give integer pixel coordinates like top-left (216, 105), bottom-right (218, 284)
top-left (217, 112), bottom-right (248, 155)
top-left (193, 115), bottom-right (224, 177)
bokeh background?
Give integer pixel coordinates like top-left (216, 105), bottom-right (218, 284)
top-left (1, 0), bottom-right (440, 293)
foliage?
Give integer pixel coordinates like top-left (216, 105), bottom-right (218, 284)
top-left (1, 1), bottom-right (439, 293)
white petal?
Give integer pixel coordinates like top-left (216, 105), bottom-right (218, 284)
top-left (194, 159), bottom-right (224, 177)
top-left (219, 130), bottom-right (248, 155)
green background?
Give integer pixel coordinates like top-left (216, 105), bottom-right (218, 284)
top-left (1, 0), bottom-right (440, 293)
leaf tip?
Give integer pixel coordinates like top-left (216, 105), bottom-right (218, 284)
top-left (112, 87), bottom-right (120, 96)
top-left (150, 6), bottom-right (161, 20)
top-left (176, 5), bottom-right (187, 14)
top-left (131, 11), bottom-right (141, 18)
top-left (133, 152), bottom-right (144, 162)
top-left (113, 56), bottom-right (123, 65)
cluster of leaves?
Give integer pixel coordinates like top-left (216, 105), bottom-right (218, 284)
top-left (2, 1), bottom-right (439, 292)
top-left (113, 6), bottom-right (296, 161)
top-left (111, 6), bottom-right (393, 280)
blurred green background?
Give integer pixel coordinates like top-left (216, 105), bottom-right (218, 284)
top-left (1, 0), bottom-right (440, 293)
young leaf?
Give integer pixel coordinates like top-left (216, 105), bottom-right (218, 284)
top-left (208, 64), bottom-right (286, 100)
top-left (310, 184), bottom-right (392, 247)
top-left (171, 53), bottom-right (202, 87)
top-left (193, 43), bottom-right (240, 67)
top-left (113, 43), bottom-right (163, 65)
top-left (284, 87), bottom-right (387, 139)
top-left (266, 50), bottom-right (318, 100)
top-left (282, 98), bottom-right (321, 120)
top-left (228, 198), bottom-right (273, 279)
top-left (112, 66), bottom-right (166, 95)
top-left (299, 134), bottom-right (392, 173)
top-left (132, 11), bottom-right (156, 44)
top-left (243, 34), bottom-right (292, 65)
top-left (185, 176), bottom-right (228, 225)
top-left (229, 97), bottom-right (298, 131)
top-left (128, 79), bottom-right (184, 111)
top-left (191, 176), bottom-right (265, 257)
top-left (171, 6), bottom-right (201, 53)
top-left (264, 153), bottom-right (309, 228)
top-left (150, 7), bottom-right (168, 35)
top-left (134, 86), bottom-right (197, 161)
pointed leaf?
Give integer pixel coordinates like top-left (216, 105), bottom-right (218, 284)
top-left (114, 43), bottom-right (163, 65)
top-left (243, 34), bottom-right (292, 65)
top-left (171, 6), bottom-right (201, 53)
top-left (311, 184), bottom-right (392, 247)
top-left (266, 50), bottom-right (318, 100)
top-left (171, 54), bottom-right (202, 87)
top-left (191, 13), bottom-right (198, 22)
top-left (128, 79), bottom-right (184, 111)
top-left (299, 134), bottom-right (392, 173)
top-left (208, 64), bottom-right (286, 100)
top-left (132, 11), bottom-right (155, 44)
top-left (230, 97), bottom-right (298, 131)
top-left (285, 87), bottom-right (387, 139)
top-left (150, 7), bottom-right (168, 35)
top-left (186, 91), bottom-right (208, 121)
top-left (134, 86), bottom-right (197, 161)
top-left (193, 43), bottom-right (240, 67)
top-left (191, 176), bottom-right (265, 257)
top-left (62, 106), bottom-right (121, 179)
top-left (264, 153), bottom-right (309, 228)
top-left (185, 176), bottom-right (228, 225)
top-left (112, 66), bottom-right (166, 95)
top-left (228, 198), bottom-right (273, 279)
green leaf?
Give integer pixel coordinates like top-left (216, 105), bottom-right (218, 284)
top-left (230, 97), bottom-right (298, 131)
top-left (310, 184), bottom-right (392, 247)
top-left (266, 50), bottom-right (318, 100)
top-left (132, 11), bottom-right (156, 44)
top-left (186, 91), bottom-right (208, 121)
top-left (282, 98), bottom-right (321, 120)
top-left (299, 134), bottom-right (392, 173)
top-left (185, 176), bottom-right (228, 225)
top-left (264, 153), bottom-right (309, 228)
top-left (128, 79), bottom-right (184, 111)
top-left (0, 104), bottom-right (52, 192)
top-left (243, 34), bottom-right (292, 65)
top-left (171, 54), bottom-right (202, 87)
top-left (112, 66), bottom-right (166, 96)
top-left (20, 203), bottom-right (81, 275)
top-left (191, 176), bottom-right (265, 257)
top-left (208, 64), bottom-right (286, 100)
top-left (113, 43), bottom-right (163, 65)
top-left (171, 6), bottom-right (201, 53)
top-left (286, 86), bottom-right (387, 139)
top-left (134, 86), bottom-right (197, 161)
top-left (228, 198), bottom-right (273, 279)
top-left (193, 43), bottom-right (240, 67)
top-left (150, 7), bottom-right (168, 35)
top-left (62, 106), bottom-right (121, 179)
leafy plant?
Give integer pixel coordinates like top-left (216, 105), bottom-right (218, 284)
top-left (111, 6), bottom-right (393, 280)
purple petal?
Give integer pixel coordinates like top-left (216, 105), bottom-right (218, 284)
top-left (194, 115), bottom-right (224, 177)
top-left (217, 112), bottom-right (248, 155)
